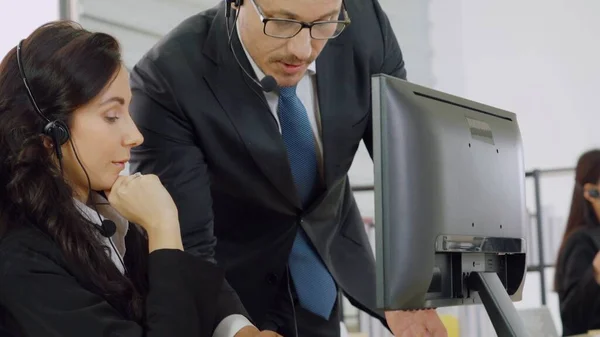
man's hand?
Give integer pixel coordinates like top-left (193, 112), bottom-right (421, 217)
top-left (385, 309), bottom-right (448, 337)
top-left (234, 325), bottom-right (283, 337)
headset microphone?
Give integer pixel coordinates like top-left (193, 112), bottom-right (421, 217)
top-left (225, 0), bottom-right (278, 93)
top-left (100, 219), bottom-right (117, 237)
top-left (259, 75), bottom-right (277, 93)
top-left (228, 31), bottom-right (278, 92)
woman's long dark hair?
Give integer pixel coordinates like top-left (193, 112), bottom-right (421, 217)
top-left (554, 149), bottom-right (600, 291)
top-left (0, 21), bottom-right (144, 321)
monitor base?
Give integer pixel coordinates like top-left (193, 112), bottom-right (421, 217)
top-left (468, 272), bottom-right (530, 337)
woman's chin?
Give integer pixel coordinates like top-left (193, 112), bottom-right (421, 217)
top-left (93, 175), bottom-right (119, 194)
top-left (106, 175), bottom-right (121, 189)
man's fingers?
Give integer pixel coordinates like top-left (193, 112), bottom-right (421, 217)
top-left (422, 311), bottom-right (448, 337)
top-left (385, 309), bottom-right (448, 337)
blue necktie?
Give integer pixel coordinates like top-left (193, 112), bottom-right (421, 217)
top-left (278, 85), bottom-right (337, 320)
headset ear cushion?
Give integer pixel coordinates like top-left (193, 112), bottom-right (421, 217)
top-left (44, 120), bottom-right (70, 146)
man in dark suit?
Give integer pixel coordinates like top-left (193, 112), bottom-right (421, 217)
top-left (128, 0), bottom-right (447, 335)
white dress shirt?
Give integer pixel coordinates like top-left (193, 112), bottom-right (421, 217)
top-left (74, 194), bottom-right (129, 274)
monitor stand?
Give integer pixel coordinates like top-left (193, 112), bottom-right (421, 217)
top-left (468, 272), bottom-right (530, 337)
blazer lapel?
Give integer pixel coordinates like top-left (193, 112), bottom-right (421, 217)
top-left (202, 7), bottom-right (301, 208)
top-left (315, 41), bottom-right (355, 190)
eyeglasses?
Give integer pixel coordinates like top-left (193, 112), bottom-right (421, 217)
top-left (248, 0), bottom-right (351, 40)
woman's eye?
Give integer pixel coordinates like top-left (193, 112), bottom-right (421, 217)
top-left (105, 117), bottom-right (119, 123)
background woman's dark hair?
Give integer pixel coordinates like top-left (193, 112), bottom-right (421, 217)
top-left (554, 149), bottom-right (600, 291)
top-left (0, 21), bottom-right (144, 321)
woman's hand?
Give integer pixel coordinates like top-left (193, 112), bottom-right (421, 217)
top-left (105, 173), bottom-right (183, 251)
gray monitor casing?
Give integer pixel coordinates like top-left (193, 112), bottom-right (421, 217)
top-left (372, 74), bottom-right (528, 310)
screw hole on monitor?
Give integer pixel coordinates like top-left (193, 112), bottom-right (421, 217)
top-left (472, 222), bottom-right (475, 227)
top-left (496, 149), bottom-right (499, 153)
top-left (469, 143), bottom-right (471, 148)
top-left (500, 224), bottom-right (503, 229)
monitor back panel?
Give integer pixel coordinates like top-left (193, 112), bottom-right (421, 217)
top-left (372, 74), bottom-right (527, 310)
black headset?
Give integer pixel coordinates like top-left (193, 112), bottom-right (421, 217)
top-left (576, 181), bottom-right (600, 199)
top-left (15, 39), bottom-right (124, 271)
top-left (224, 0), bottom-right (278, 93)
top-left (16, 40), bottom-right (70, 160)
top-left (225, 0), bottom-right (243, 18)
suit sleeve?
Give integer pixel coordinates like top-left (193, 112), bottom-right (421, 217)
top-left (0, 246), bottom-right (223, 337)
top-left (373, 0), bottom-right (407, 79)
top-left (559, 232), bottom-right (600, 332)
top-left (363, 0), bottom-right (407, 158)
top-left (128, 58), bottom-right (249, 324)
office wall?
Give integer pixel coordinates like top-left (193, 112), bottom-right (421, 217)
top-left (0, 0), bottom-right (59, 58)
top-left (76, 0), bottom-right (214, 68)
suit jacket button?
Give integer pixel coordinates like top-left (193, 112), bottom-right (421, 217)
top-left (266, 273), bottom-right (278, 285)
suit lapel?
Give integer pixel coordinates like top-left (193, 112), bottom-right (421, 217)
top-left (202, 7), bottom-right (301, 208)
top-left (316, 41), bottom-right (355, 190)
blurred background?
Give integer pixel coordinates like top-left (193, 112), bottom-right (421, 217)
top-left (2, 0), bottom-right (599, 335)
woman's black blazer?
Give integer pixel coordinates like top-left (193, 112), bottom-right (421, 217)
top-left (0, 224), bottom-right (239, 337)
top-left (556, 226), bottom-right (600, 336)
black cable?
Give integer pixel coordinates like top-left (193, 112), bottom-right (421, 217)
top-left (229, 7), bottom-right (296, 334)
top-left (286, 266), bottom-right (299, 337)
top-left (68, 139), bottom-right (127, 273)
top-left (225, 4), bottom-right (240, 44)
top-left (228, 7), bottom-right (296, 334)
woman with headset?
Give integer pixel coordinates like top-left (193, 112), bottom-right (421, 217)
top-left (555, 149), bottom-right (600, 336)
top-left (0, 21), bottom-right (270, 337)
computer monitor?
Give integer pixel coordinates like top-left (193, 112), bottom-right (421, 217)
top-left (372, 74), bottom-right (529, 336)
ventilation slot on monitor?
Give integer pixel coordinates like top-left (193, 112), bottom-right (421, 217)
top-left (413, 91), bottom-right (513, 122)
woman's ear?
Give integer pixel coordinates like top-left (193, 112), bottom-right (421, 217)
top-left (583, 183), bottom-right (600, 203)
top-left (41, 135), bottom-right (54, 149)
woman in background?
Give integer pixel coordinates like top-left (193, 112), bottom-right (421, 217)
top-left (555, 149), bottom-right (600, 336)
top-left (0, 21), bottom-right (252, 336)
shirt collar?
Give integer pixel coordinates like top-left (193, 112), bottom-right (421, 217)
top-left (73, 192), bottom-right (129, 266)
top-left (74, 193), bottom-right (128, 231)
top-left (235, 24), bottom-right (316, 81)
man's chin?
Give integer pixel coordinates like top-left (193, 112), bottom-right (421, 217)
top-left (271, 73), bottom-right (305, 88)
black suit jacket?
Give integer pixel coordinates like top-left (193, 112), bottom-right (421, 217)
top-left (556, 226), bottom-right (600, 336)
top-left (128, 0), bottom-right (406, 327)
top-left (0, 224), bottom-right (230, 337)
